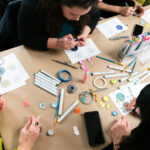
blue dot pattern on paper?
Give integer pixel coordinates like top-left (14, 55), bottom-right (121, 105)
top-left (116, 93), bottom-right (125, 101)
top-left (0, 67), bottom-right (6, 75)
top-left (116, 25), bottom-right (123, 30)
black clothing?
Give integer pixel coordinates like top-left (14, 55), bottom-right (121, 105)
top-left (0, 0), bottom-right (100, 51)
top-left (0, 0), bottom-right (21, 51)
top-left (0, 0), bottom-right (14, 19)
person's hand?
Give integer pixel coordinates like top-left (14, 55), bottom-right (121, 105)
top-left (110, 116), bottom-right (131, 145)
top-left (17, 116), bottom-right (41, 150)
top-left (119, 6), bottom-right (135, 16)
top-left (0, 96), bottom-right (6, 111)
top-left (57, 34), bottom-right (76, 50)
top-left (125, 97), bottom-right (136, 111)
top-left (76, 34), bottom-right (87, 47)
top-left (76, 25), bottom-right (91, 47)
top-left (135, 4), bottom-right (144, 17)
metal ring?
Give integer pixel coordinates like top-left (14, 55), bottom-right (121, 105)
top-left (79, 91), bottom-right (94, 105)
top-left (93, 77), bottom-right (106, 89)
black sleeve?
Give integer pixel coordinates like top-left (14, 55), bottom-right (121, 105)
top-left (17, 2), bottom-right (49, 50)
top-left (88, 6), bottom-right (100, 33)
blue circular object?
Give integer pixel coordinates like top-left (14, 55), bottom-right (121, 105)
top-left (116, 93), bottom-right (125, 101)
top-left (58, 70), bottom-right (72, 82)
top-left (39, 102), bottom-right (46, 109)
top-left (0, 67), bottom-right (6, 75)
top-left (81, 97), bottom-right (86, 102)
top-left (51, 102), bottom-right (57, 108)
top-left (116, 25), bottom-right (123, 30)
top-left (112, 111), bottom-right (118, 116)
top-left (71, 45), bottom-right (78, 51)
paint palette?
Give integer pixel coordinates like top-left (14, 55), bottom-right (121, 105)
top-left (0, 53), bottom-right (29, 94)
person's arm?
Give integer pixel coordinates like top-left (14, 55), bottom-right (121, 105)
top-left (47, 34), bottom-right (76, 50)
top-left (110, 116), bottom-right (131, 150)
top-left (17, 116), bottom-right (40, 150)
top-left (98, 1), bottom-right (136, 16)
top-left (76, 6), bottom-right (100, 46)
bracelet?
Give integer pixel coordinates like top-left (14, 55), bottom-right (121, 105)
top-left (93, 77), bottom-right (106, 89)
top-left (58, 70), bottom-right (72, 82)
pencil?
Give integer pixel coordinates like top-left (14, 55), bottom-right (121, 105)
top-left (122, 57), bottom-right (137, 72)
top-left (96, 56), bottom-right (124, 66)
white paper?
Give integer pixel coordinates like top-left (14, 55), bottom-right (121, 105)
top-left (65, 38), bottom-right (101, 64)
top-left (0, 53), bottom-right (29, 94)
top-left (141, 9), bottom-right (150, 24)
top-left (97, 18), bottom-right (128, 38)
top-left (109, 83), bottom-right (149, 115)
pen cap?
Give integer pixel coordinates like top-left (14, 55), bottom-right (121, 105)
top-left (84, 69), bottom-right (89, 75)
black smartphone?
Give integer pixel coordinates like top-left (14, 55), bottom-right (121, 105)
top-left (132, 24), bottom-right (144, 36)
top-left (84, 111), bottom-right (105, 146)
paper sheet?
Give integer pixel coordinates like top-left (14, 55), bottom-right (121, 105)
top-left (0, 53), bottom-right (29, 94)
top-left (141, 9), bottom-right (150, 24)
top-left (96, 17), bottom-right (128, 38)
top-left (65, 38), bottom-right (101, 64)
top-left (109, 83), bottom-right (149, 115)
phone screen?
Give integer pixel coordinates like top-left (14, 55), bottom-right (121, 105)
top-left (132, 24), bottom-right (143, 36)
top-left (84, 111), bottom-right (105, 146)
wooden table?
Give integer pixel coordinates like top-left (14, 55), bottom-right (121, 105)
top-left (0, 6), bottom-right (150, 150)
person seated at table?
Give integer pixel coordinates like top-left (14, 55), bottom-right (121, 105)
top-left (110, 84), bottom-right (150, 150)
top-left (97, 0), bottom-right (144, 18)
top-left (0, 0), bottom-right (100, 51)
top-left (0, 97), bottom-right (40, 150)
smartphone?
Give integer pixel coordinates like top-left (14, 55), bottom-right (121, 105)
top-left (132, 24), bottom-right (144, 36)
top-left (84, 111), bottom-right (105, 146)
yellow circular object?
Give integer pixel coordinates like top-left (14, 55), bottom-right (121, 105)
top-left (110, 79), bottom-right (116, 85)
top-left (99, 101), bottom-right (105, 107)
top-left (106, 104), bottom-right (111, 110)
top-left (102, 96), bottom-right (109, 102)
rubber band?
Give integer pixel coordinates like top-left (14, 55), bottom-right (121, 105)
top-left (93, 77), bottom-right (106, 89)
top-left (58, 70), bottom-right (72, 82)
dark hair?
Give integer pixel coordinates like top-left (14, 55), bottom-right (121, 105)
top-left (37, 0), bottom-right (96, 36)
top-left (119, 84), bottom-right (150, 150)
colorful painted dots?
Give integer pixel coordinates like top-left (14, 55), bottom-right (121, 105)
top-left (112, 111), bottom-right (118, 116)
top-left (102, 96), bottom-right (109, 102)
top-left (110, 79), bottom-right (116, 85)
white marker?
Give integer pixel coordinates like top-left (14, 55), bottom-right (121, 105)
top-left (119, 77), bottom-right (139, 89)
top-left (34, 79), bottom-right (58, 93)
top-left (128, 71), bottom-right (147, 82)
top-left (40, 69), bottom-right (61, 83)
top-left (34, 75), bottom-right (58, 89)
top-left (119, 75), bottom-right (130, 82)
top-left (119, 71), bottom-right (139, 82)
top-left (104, 73), bottom-right (128, 78)
top-left (36, 72), bottom-right (60, 85)
top-left (107, 65), bottom-right (132, 73)
top-left (57, 100), bottom-right (79, 123)
top-left (91, 70), bottom-right (116, 76)
top-left (34, 81), bottom-right (58, 96)
top-left (135, 72), bottom-right (150, 84)
top-left (58, 88), bottom-right (64, 116)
